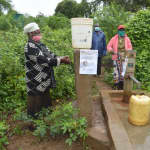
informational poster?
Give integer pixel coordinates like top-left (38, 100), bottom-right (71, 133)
top-left (80, 50), bottom-right (98, 74)
top-left (72, 25), bottom-right (92, 48)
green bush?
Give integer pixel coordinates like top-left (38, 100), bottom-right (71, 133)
top-left (33, 102), bottom-right (87, 146)
top-left (94, 2), bottom-right (131, 42)
top-left (0, 15), bottom-right (11, 30)
top-left (0, 26), bottom-right (75, 112)
top-left (47, 16), bottom-right (70, 30)
top-left (0, 121), bottom-right (9, 150)
top-left (0, 29), bottom-right (26, 112)
top-left (42, 26), bottom-right (75, 100)
top-left (126, 9), bottom-right (150, 91)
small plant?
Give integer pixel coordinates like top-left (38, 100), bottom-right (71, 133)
top-left (91, 80), bottom-right (99, 96)
top-left (13, 107), bottom-right (30, 122)
top-left (48, 102), bottom-right (87, 146)
top-left (12, 125), bottom-right (23, 136)
top-left (103, 69), bottom-right (114, 87)
top-left (33, 102), bottom-right (88, 146)
top-left (0, 121), bottom-right (9, 150)
top-left (33, 119), bottom-right (48, 140)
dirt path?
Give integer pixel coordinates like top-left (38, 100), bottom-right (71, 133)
top-left (7, 134), bottom-right (82, 150)
top-left (6, 75), bottom-right (111, 150)
top-left (90, 75), bottom-right (112, 97)
top-left (96, 76), bottom-right (112, 90)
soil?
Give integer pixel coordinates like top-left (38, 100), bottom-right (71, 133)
top-left (7, 134), bottom-right (82, 150)
top-left (6, 73), bottom-right (111, 150)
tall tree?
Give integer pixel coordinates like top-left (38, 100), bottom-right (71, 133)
top-left (78, 0), bottom-right (92, 17)
top-left (95, 3), bottom-right (131, 41)
top-left (90, 0), bottom-right (150, 12)
top-left (0, 0), bottom-right (12, 15)
top-left (55, 0), bottom-right (79, 19)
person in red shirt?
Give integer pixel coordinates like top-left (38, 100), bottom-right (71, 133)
top-left (107, 25), bottom-right (132, 89)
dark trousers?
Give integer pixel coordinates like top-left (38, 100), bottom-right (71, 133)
top-left (27, 89), bottom-right (52, 117)
top-left (97, 57), bottom-right (102, 75)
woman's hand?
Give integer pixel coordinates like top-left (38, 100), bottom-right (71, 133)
top-left (60, 56), bottom-right (71, 64)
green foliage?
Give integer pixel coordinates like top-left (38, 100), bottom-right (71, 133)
top-left (33, 119), bottom-right (48, 139)
top-left (0, 12), bottom-right (25, 30)
top-left (13, 107), bottom-right (29, 121)
top-left (55, 0), bottom-right (92, 18)
top-left (49, 102), bottom-right (87, 146)
top-left (90, 0), bottom-right (150, 12)
top-left (33, 102), bottom-right (87, 146)
top-left (0, 24), bottom-right (75, 113)
top-left (0, 0), bottom-right (12, 15)
top-left (47, 15), bottom-right (70, 30)
top-left (103, 69), bottom-right (114, 86)
top-left (0, 29), bottom-right (27, 112)
top-left (126, 9), bottom-right (150, 91)
top-left (55, 0), bottom-right (79, 18)
top-left (94, 2), bottom-right (131, 41)
top-left (23, 15), bottom-right (36, 26)
top-left (0, 121), bottom-right (9, 150)
top-left (34, 14), bottom-right (49, 29)
top-left (0, 15), bottom-right (11, 30)
top-left (77, 0), bottom-right (92, 17)
top-left (12, 125), bottom-right (24, 136)
top-left (42, 27), bottom-right (75, 100)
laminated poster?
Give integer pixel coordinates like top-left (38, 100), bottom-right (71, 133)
top-left (80, 50), bottom-right (98, 75)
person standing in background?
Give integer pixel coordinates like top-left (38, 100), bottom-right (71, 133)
top-left (91, 23), bottom-right (107, 76)
top-left (107, 25), bottom-right (132, 89)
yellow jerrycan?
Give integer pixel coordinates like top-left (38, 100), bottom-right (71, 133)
top-left (128, 95), bottom-right (150, 126)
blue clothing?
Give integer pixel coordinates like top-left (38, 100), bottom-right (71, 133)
top-left (91, 31), bottom-right (107, 57)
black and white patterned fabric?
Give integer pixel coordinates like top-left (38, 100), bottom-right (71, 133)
top-left (24, 40), bottom-right (60, 96)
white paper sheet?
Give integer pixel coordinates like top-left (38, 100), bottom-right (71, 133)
top-left (121, 57), bottom-right (128, 77)
top-left (80, 50), bottom-right (98, 74)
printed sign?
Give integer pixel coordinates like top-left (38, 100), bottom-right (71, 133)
top-left (80, 50), bottom-right (98, 74)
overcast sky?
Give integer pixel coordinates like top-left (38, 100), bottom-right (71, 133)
top-left (11, 0), bottom-right (83, 17)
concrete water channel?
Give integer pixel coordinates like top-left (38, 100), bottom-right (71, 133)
top-left (100, 90), bottom-right (150, 150)
top-left (74, 50), bottom-right (150, 150)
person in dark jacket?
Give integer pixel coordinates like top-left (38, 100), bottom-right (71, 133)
top-left (91, 23), bottom-right (106, 76)
top-left (24, 22), bottom-right (70, 117)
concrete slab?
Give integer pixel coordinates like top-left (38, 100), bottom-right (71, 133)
top-left (101, 90), bottom-right (133, 150)
top-left (86, 96), bottom-right (111, 150)
top-left (101, 90), bottom-right (150, 150)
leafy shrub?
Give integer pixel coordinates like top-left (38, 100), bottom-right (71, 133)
top-left (42, 27), bottom-right (75, 100)
top-left (47, 16), bottom-right (70, 30)
top-left (33, 102), bottom-right (87, 146)
top-left (0, 121), bottom-right (9, 150)
top-left (0, 15), bottom-right (11, 30)
top-left (0, 25), bottom-right (75, 113)
top-left (34, 14), bottom-right (49, 29)
top-left (94, 2), bottom-right (131, 42)
top-left (55, 0), bottom-right (79, 19)
top-left (126, 9), bottom-right (150, 91)
top-left (0, 29), bottom-right (26, 112)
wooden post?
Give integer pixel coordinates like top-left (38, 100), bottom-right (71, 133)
top-left (74, 49), bottom-right (92, 127)
top-left (123, 51), bottom-right (136, 103)
top-left (123, 77), bottom-right (133, 103)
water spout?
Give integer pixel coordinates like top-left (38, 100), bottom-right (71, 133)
top-left (129, 75), bottom-right (141, 89)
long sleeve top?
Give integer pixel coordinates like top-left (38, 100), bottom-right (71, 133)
top-left (91, 31), bottom-right (107, 57)
top-left (107, 34), bottom-right (132, 60)
top-left (24, 40), bottom-right (60, 96)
